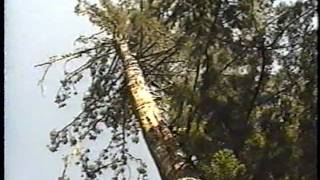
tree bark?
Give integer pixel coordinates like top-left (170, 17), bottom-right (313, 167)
top-left (115, 36), bottom-right (202, 180)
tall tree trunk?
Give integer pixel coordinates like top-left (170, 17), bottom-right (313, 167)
top-left (115, 36), bottom-right (202, 180)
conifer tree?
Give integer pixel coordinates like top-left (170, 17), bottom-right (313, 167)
top-left (37, 0), bottom-right (317, 179)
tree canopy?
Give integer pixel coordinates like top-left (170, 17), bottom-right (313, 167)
top-left (36, 0), bottom-right (317, 179)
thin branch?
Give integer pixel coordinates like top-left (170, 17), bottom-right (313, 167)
top-left (246, 43), bottom-right (268, 122)
top-left (266, 7), bottom-right (316, 48)
top-left (37, 64), bottom-right (52, 94)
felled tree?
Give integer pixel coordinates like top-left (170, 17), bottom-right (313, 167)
top-left (36, 0), bottom-right (202, 179)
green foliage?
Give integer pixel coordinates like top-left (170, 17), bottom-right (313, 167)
top-left (160, 0), bottom-right (317, 179)
top-left (39, 0), bottom-right (317, 179)
top-left (200, 149), bottom-right (246, 180)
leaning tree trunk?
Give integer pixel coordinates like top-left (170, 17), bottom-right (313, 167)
top-left (115, 35), bottom-right (202, 180)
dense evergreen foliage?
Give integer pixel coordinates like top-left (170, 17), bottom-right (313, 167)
top-left (37, 0), bottom-right (317, 179)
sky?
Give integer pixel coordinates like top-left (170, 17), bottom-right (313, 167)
top-left (4, 0), bottom-right (316, 180)
top-left (4, 0), bottom-right (160, 179)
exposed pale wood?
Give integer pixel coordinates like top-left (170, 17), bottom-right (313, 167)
top-left (115, 35), bottom-right (202, 180)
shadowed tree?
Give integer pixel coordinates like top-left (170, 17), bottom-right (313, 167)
top-left (153, 0), bottom-right (317, 179)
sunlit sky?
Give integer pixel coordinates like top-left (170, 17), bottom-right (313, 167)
top-left (4, 0), bottom-right (316, 180)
